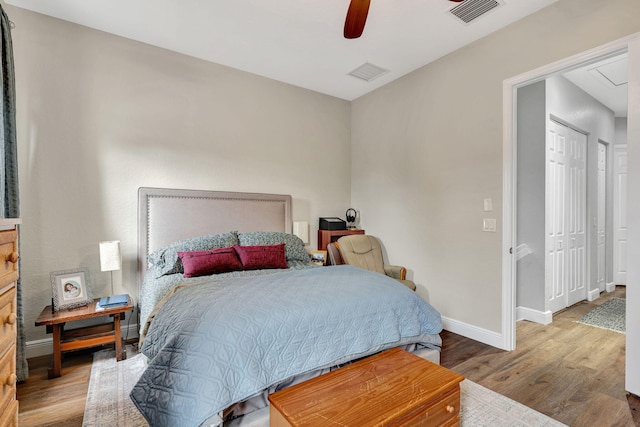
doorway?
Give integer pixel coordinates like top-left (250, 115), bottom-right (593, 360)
top-left (514, 76), bottom-right (612, 323)
top-left (502, 33), bottom-right (640, 396)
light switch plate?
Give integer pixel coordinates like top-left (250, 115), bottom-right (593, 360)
top-left (483, 218), bottom-right (497, 232)
top-left (484, 198), bottom-right (493, 212)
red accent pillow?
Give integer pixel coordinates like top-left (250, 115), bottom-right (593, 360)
top-left (233, 244), bottom-right (288, 270)
top-left (178, 247), bottom-right (243, 278)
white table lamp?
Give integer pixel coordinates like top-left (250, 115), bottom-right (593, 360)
top-left (293, 221), bottom-right (309, 245)
top-left (99, 240), bottom-right (121, 295)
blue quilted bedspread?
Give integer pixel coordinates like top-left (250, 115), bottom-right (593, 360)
top-left (130, 265), bottom-right (442, 426)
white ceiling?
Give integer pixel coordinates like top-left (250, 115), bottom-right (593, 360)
top-left (563, 53), bottom-right (628, 117)
top-left (5, 0), bottom-right (559, 101)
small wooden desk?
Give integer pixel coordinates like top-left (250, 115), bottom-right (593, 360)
top-left (269, 348), bottom-right (464, 427)
top-left (35, 295), bottom-right (133, 378)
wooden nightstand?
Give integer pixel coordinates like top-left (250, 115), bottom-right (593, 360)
top-left (317, 229), bottom-right (365, 251)
top-left (35, 295), bottom-right (133, 378)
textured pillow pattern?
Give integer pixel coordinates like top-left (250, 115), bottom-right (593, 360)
top-left (149, 231), bottom-right (240, 277)
top-left (178, 248), bottom-right (243, 278)
top-left (238, 231), bottom-right (310, 262)
top-left (233, 244), bottom-right (288, 270)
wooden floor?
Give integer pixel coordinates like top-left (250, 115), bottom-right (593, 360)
top-left (17, 349), bottom-right (95, 427)
top-left (17, 286), bottom-right (638, 426)
top-left (441, 286), bottom-right (640, 427)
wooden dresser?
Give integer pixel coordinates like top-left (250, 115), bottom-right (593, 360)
top-left (269, 348), bottom-right (464, 427)
top-left (0, 219), bottom-right (20, 427)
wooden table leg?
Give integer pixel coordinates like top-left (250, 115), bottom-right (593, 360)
top-left (114, 314), bottom-right (124, 361)
top-left (48, 323), bottom-right (63, 379)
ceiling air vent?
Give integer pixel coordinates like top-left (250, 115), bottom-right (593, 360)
top-left (449, 0), bottom-right (501, 24)
top-left (348, 62), bottom-right (389, 82)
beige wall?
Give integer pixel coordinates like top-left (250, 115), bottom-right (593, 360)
top-left (351, 0), bottom-right (640, 334)
top-left (8, 0), bottom-right (640, 354)
top-left (8, 7), bottom-right (351, 343)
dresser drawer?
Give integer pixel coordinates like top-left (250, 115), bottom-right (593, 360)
top-left (0, 399), bottom-right (17, 427)
top-left (0, 345), bottom-right (16, 422)
top-left (389, 387), bottom-right (460, 427)
top-left (0, 287), bottom-right (16, 358)
top-left (0, 231), bottom-right (18, 289)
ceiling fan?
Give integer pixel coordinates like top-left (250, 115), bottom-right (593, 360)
top-left (344, 0), bottom-right (466, 39)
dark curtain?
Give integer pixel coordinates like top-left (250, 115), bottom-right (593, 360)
top-left (0, 5), bottom-right (27, 381)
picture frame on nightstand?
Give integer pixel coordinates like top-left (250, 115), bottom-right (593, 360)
top-left (50, 268), bottom-right (92, 311)
top-left (310, 250), bottom-right (327, 266)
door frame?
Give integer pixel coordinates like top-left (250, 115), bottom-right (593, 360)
top-left (502, 34), bottom-right (638, 351)
top-left (596, 139), bottom-right (608, 294)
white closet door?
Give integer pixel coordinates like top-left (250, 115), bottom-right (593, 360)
top-left (546, 121), bottom-right (568, 313)
top-left (566, 124), bottom-right (587, 306)
top-left (596, 142), bottom-right (607, 292)
top-left (546, 120), bottom-right (587, 312)
top-left (613, 145), bottom-right (628, 285)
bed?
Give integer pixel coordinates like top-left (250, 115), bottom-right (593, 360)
top-left (131, 187), bottom-right (443, 427)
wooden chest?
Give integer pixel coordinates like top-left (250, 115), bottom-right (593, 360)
top-left (268, 347), bottom-right (464, 427)
top-left (0, 219), bottom-right (20, 427)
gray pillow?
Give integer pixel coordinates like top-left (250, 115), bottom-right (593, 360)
top-left (238, 231), bottom-right (310, 263)
top-left (148, 231), bottom-right (239, 277)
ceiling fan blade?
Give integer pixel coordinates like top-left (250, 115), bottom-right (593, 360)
top-left (344, 0), bottom-right (371, 39)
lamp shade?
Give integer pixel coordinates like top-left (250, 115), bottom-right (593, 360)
top-left (293, 221), bottom-right (309, 244)
top-left (99, 240), bottom-right (121, 272)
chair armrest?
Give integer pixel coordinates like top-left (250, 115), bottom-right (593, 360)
top-left (327, 243), bottom-right (344, 265)
top-left (384, 265), bottom-right (407, 280)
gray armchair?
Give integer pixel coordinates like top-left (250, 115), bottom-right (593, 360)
top-left (334, 235), bottom-right (416, 291)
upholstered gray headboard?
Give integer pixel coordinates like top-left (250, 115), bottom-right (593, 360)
top-left (137, 187), bottom-right (292, 294)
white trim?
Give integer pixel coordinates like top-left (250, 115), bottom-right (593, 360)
top-left (549, 114), bottom-right (591, 136)
top-left (502, 33), bottom-right (640, 354)
top-left (515, 307), bottom-right (552, 325)
top-left (26, 323), bottom-right (139, 359)
top-left (442, 316), bottom-right (504, 349)
top-left (606, 282), bottom-right (616, 292)
top-left (587, 288), bottom-right (601, 302)
top-left (502, 77), bottom-right (517, 351)
top-left (626, 35), bottom-right (640, 395)
top-left (25, 338), bottom-right (54, 360)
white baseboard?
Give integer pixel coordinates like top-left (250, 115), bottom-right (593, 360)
top-left (516, 306), bottom-right (552, 325)
top-left (26, 323), bottom-right (139, 359)
top-left (606, 282), bottom-right (616, 292)
top-left (441, 316), bottom-right (504, 349)
top-left (25, 338), bottom-right (54, 360)
top-left (587, 288), bottom-right (601, 301)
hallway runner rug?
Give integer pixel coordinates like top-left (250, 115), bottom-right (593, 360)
top-left (83, 348), bottom-right (567, 427)
top-left (577, 297), bottom-right (625, 333)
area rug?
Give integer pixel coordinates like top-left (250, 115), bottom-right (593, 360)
top-left (82, 347), bottom-right (148, 427)
top-left (577, 297), bottom-right (626, 333)
top-left (84, 349), bottom-right (566, 427)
